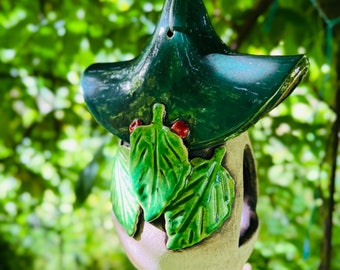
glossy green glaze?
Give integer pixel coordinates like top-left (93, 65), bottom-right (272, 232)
top-left (111, 144), bottom-right (140, 236)
top-left (111, 104), bottom-right (235, 249)
top-left (165, 146), bottom-right (235, 250)
top-left (82, 0), bottom-right (308, 149)
top-left (130, 104), bottom-right (191, 222)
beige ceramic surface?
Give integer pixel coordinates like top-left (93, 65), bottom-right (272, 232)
top-left (113, 132), bottom-right (259, 270)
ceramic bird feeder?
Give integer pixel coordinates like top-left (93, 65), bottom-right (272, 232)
top-left (81, 0), bottom-right (308, 269)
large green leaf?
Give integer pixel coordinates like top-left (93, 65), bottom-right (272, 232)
top-left (111, 143), bottom-right (141, 236)
top-left (130, 103), bottom-right (192, 222)
top-left (164, 146), bottom-right (235, 250)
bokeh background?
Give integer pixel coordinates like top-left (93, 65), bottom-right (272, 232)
top-left (0, 0), bottom-right (339, 269)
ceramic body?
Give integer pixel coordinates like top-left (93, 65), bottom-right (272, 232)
top-left (81, 0), bottom-right (308, 267)
top-left (113, 132), bottom-right (258, 270)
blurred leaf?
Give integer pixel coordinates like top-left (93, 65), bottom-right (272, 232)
top-left (74, 145), bottom-right (104, 207)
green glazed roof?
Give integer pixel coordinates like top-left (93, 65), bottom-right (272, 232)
top-left (82, 0), bottom-right (308, 149)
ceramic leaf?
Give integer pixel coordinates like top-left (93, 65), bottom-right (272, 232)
top-left (130, 104), bottom-right (191, 222)
top-left (111, 144), bottom-right (141, 236)
top-left (165, 146), bottom-right (235, 249)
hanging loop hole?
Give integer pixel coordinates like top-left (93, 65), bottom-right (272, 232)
top-left (167, 28), bottom-right (174, 38)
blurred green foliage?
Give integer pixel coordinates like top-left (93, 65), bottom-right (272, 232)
top-left (0, 0), bottom-right (339, 269)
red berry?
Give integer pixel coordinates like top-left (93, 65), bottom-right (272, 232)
top-left (171, 120), bottom-right (190, 139)
top-left (129, 119), bottom-right (143, 133)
